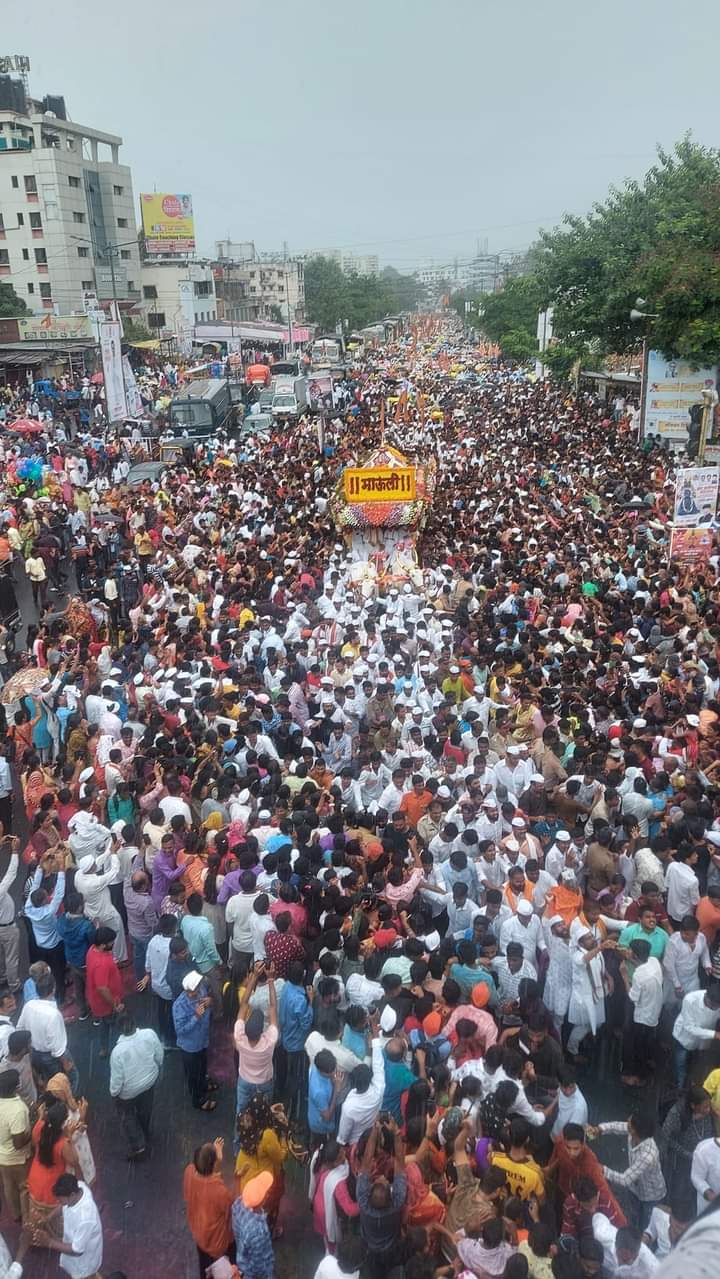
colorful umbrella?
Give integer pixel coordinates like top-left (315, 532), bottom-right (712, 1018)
top-left (6, 419), bottom-right (44, 435)
top-left (0, 666), bottom-right (50, 705)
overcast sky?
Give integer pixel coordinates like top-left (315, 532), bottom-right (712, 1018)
top-left (5, 0), bottom-right (720, 271)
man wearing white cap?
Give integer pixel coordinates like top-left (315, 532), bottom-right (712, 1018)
top-left (499, 899), bottom-right (547, 967)
top-left (75, 851), bottom-right (127, 964)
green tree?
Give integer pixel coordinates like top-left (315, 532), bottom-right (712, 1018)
top-left (122, 317), bottom-right (153, 343)
top-left (535, 137), bottom-right (720, 365)
top-left (478, 275), bottom-right (542, 345)
top-left (304, 256), bottom-right (348, 331)
top-left (499, 328), bottom-right (537, 362)
top-left (0, 281), bottom-right (28, 318)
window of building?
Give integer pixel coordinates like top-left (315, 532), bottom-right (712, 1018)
top-left (81, 280), bottom-right (93, 290)
top-left (143, 285), bottom-right (158, 300)
top-left (16, 213), bottom-right (24, 227)
top-left (127, 280), bottom-right (135, 291)
top-left (77, 246), bottom-right (89, 258)
top-left (39, 283), bottom-right (52, 298)
top-left (72, 211), bottom-right (85, 223)
top-left (117, 217), bottom-right (128, 228)
top-left (23, 175), bottom-right (37, 194)
top-left (0, 251), bottom-right (9, 265)
top-left (194, 281), bottom-right (211, 297)
top-left (68, 175), bottom-right (80, 188)
top-left (10, 176), bottom-right (18, 189)
top-left (34, 248), bottom-right (47, 264)
top-left (148, 312), bottom-right (165, 329)
top-left (27, 283), bottom-right (34, 294)
top-left (29, 212), bottom-right (41, 229)
top-left (0, 214), bottom-right (3, 230)
top-left (113, 184), bottom-right (124, 196)
top-left (22, 248), bottom-right (29, 260)
top-left (120, 249), bottom-right (131, 260)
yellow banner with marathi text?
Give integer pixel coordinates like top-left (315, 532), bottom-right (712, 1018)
top-left (344, 467), bottom-right (416, 503)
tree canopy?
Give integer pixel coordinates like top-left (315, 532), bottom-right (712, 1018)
top-left (535, 137), bottom-right (720, 366)
top-left (0, 281), bottom-right (28, 319)
top-left (304, 256), bottom-right (421, 333)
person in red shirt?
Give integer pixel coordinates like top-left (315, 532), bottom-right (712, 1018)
top-left (86, 926), bottom-right (124, 1057)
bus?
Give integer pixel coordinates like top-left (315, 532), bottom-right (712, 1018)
top-left (168, 378), bottom-right (235, 438)
top-left (311, 336), bottom-right (344, 368)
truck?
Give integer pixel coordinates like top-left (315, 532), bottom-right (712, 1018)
top-left (271, 376), bottom-right (308, 422)
top-left (168, 378), bottom-right (235, 438)
top-left (310, 335), bottom-right (344, 368)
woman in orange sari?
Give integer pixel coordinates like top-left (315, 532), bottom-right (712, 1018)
top-left (22, 754), bottom-right (57, 823)
top-left (404, 1114), bottom-right (446, 1227)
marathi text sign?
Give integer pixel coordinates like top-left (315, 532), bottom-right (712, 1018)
top-left (344, 467), bottom-right (417, 503)
top-left (669, 527), bottom-right (714, 563)
top-left (18, 315), bottom-right (93, 342)
top-left (644, 350), bottom-right (717, 444)
top-left (673, 467), bottom-right (719, 528)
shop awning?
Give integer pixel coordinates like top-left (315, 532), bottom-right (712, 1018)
top-left (129, 339), bottom-right (161, 350)
top-left (0, 351), bottom-right (46, 366)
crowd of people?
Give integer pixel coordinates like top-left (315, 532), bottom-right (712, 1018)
top-left (0, 325), bottom-right (716, 1279)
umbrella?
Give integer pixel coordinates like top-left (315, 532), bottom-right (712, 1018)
top-left (5, 419), bottom-right (44, 435)
top-left (0, 667), bottom-right (50, 705)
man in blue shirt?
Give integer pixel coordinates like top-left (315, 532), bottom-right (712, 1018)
top-left (180, 893), bottom-right (222, 1018)
top-left (172, 970), bottom-right (215, 1112)
top-left (25, 854), bottom-right (66, 1007)
top-left (308, 1048), bottom-right (338, 1141)
top-left (232, 1171), bottom-right (274, 1279)
top-left (277, 960), bottom-right (313, 1121)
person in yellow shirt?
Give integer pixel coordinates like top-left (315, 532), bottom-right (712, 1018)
top-left (703, 1067), bottom-right (720, 1133)
top-left (490, 1119), bottom-right (545, 1200)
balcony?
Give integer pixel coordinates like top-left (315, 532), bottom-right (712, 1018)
top-left (0, 265), bottom-right (9, 276)
top-left (36, 263), bottom-right (48, 273)
top-left (41, 298), bottom-right (53, 309)
top-left (31, 229), bottom-right (43, 239)
top-left (25, 192), bottom-right (39, 203)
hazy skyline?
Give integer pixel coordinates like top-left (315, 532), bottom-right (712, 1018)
top-left (4, 0), bottom-right (720, 271)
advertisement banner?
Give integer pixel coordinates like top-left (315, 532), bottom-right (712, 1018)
top-left (673, 467), bottom-right (719, 528)
top-left (122, 356), bottom-right (143, 418)
top-left (18, 314), bottom-right (93, 341)
top-left (308, 374), bottom-right (334, 412)
top-left (643, 351), bottom-right (717, 446)
top-left (100, 321), bottom-right (127, 421)
top-left (140, 192), bottom-right (195, 255)
top-left (669, 527), bottom-right (714, 563)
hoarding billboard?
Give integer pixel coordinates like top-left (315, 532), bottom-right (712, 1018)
top-left (140, 192), bottom-right (195, 255)
top-left (643, 350), bottom-right (717, 447)
top-left (18, 314), bottom-right (93, 341)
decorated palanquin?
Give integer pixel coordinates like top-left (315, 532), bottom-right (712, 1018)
top-left (331, 445), bottom-right (437, 592)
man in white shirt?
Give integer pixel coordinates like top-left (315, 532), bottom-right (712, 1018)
top-left (592, 1214), bottom-right (658, 1279)
top-left (672, 983), bottom-right (720, 1087)
top-left (664, 848), bottom-right (700, 924)
top-left (109, 1012), bottom-right (164, 1158)
top-left (17, 970), bottom-right (76, 1086)
top-left (499, 900), bottom-right (547, 966)
top-left (225, 875), bottom-right (261, 964)
top-left (621, 939), bottom-right (663, 1086)
top-left (41, 1174), bottom-right (103, 1277)
top-left (691, 1136), bottom-right (720, 1217)
top-left (337, 1036), bottom-right (385, 1146)
top-left (663, 917), bottom-right (711, 1015)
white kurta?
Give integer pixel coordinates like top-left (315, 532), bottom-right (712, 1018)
top-left (568, 949), bottom-right (606, 1034)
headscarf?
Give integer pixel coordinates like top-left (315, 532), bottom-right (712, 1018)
top-left (46, 1072), bottom-right (76, 1110)
top-left (235, 1094), bottom-right (280, 1158)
